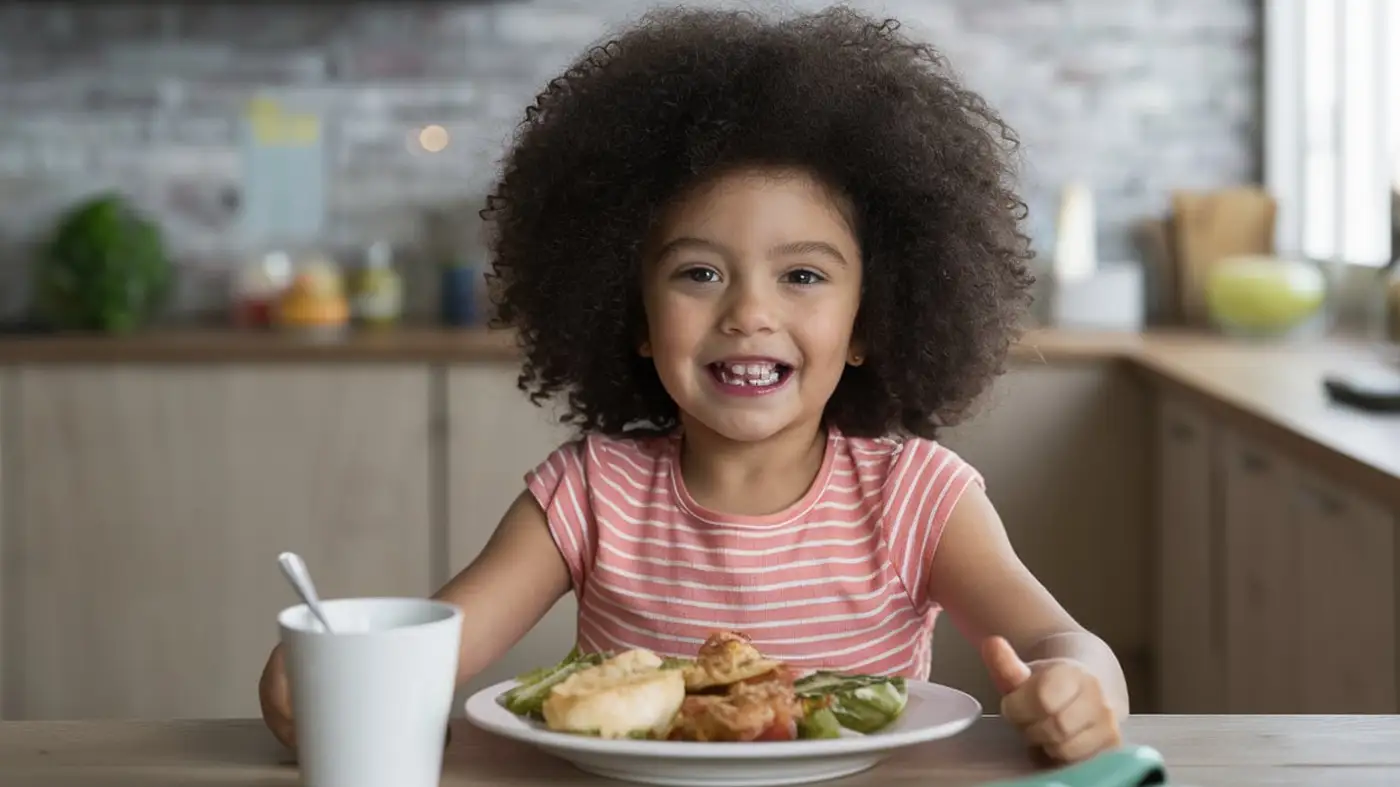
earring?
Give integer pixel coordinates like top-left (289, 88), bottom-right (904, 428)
top-left (639, 342), bottom-right (652, 357)
top-left (848, 353), bottom-right (863, 366)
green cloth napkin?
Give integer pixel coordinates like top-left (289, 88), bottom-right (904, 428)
top-left (980, 745), bottom-right (1167, 787)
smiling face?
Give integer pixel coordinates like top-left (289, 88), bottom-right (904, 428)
top-left (640, 166), bottom-right (865, 445)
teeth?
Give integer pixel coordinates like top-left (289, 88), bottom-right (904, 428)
top-left (715, 362), bottom-right (783, 387)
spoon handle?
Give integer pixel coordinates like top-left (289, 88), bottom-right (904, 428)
top-left (278, 551), bottom-right (335, 633)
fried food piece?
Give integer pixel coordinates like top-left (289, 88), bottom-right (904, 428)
top-left (683, 631), bottom-right (785, 692)
top-left (542, 649), bottom-right (687, 739)
top-left (669, 677), bottom-right (806, 742)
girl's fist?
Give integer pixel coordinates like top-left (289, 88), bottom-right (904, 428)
top-left (980, 635), bottom-right (1122, 763)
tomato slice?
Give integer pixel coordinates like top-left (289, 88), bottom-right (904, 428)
top-left (751, 719), bottom-right (798, 742)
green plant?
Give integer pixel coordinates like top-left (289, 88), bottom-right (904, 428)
top-left (32, 192), bottom-right (173, 333)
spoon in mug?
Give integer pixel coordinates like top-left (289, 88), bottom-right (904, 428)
top-left (277, 551), bottom-right (336, 633)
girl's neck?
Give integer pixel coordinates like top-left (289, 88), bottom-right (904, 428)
top-left (675, 417), bottom-right (829, 517)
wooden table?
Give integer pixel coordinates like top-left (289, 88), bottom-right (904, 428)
top-left (0, 716), bottom-right (1396, 786)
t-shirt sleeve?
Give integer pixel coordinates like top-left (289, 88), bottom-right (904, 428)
top-left (881, 438), bottom-right (985, 614)
top-left (524, 438), bottom-right (597, 596)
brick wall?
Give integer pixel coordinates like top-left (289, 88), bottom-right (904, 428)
top-left (0, 0), bottom-right (1260, 321)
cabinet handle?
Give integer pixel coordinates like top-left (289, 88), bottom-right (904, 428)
top-left (1305, 486), bottom-right (1347, 516)
top-left (1208, 453), bottom-right (1226, 654)
top-left (1167, 420), bottom-right (1195, 441)
top-left (1238, 450), bottom-right (1268, 473)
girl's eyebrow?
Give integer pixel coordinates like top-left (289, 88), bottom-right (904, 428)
top-left (655, 236), bottom-right (728, 260)
top-left (770, 240), bottom-right (848, 266)
top-left (655, 237), bottom-right (848, 266)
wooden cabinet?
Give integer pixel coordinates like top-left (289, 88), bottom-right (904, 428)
top-left (1153, 393), bottom-right (1399, 714)
top-left (2, 352), bottom-right (1391, 720)
top-left (932, 361), bottom-right (1151, 711)
top-left (1294, 472), bottom-right (1396, 712)
top-left (445, 365), bottom-right (578, 701)
top-left (0, 365), bottom-right (434, 720)
top-left (0, 359), bottom-right (1156, 720)
top-left (1154, 397), bottom-right (1225, 712)
top-left (0, 370), bottom-right (8, 720)
top-left (1220, 430), bottom-right (1301, 713)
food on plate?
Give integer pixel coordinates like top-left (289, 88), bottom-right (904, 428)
top-left (497, 648), bottom-right (607, 719)
top-left (496, 630), bottom-right (910, 742)
top-left (795, 698), bottom-right (844, 740)
top-left (541, 649), bottom-right (687, 739)
top-left (792, 672), bottom-right (909, 734)
top-left (681, 630), bottom-right (785, 692)
top-left (669, 672), bottom-right (803, 742)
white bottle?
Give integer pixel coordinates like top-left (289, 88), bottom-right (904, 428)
top-left (1053, 181), bottom-right (1098, 285)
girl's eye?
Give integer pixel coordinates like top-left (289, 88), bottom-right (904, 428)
top-left (679, 267), bottom-right (719, 283)
top-left (784, 269), bottom-right (825, 286)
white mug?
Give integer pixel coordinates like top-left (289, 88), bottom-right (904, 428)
top-left (279, 597), bottom-right (463, 787)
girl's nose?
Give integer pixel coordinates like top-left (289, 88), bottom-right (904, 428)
top-left (719, 283), bottom-right (778, 336)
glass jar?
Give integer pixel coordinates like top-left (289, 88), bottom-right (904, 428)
top-left (275, 246), bottom-right (350, 340)
top-left (231, 248), bottom-right (294, 330)
top-left (348, 240), bottom-right (403, 328)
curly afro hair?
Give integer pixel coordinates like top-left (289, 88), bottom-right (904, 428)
top-left (484, 4), bottom-right (1036, 440)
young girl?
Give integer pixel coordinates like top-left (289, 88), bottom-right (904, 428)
top-left (261, 4), bottom-right (1129, 763)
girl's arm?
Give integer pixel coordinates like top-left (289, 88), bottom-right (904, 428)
top-left (926, 483), bottom-right (1129, 759)
top-left (431, 489), bottom-right (573, 687)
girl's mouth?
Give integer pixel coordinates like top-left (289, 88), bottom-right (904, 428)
top-left (707, 361), bottom-right (794, 394)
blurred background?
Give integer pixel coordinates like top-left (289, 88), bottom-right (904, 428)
top-left (0, 0), bottom-right (1282, 330)
top-left (1, 0), bottom-right (1399, 727)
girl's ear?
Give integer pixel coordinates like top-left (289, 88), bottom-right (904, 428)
top-left (846, 339), bottom-right (867, 366)
top-left (639, 339), bottom-right (652, 358)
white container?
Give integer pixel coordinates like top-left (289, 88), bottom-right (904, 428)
top-left (1047, 261), bottom-right (1145, 330)
top-left (279, 597), bottom-right (463, 787)
top-left (1052, 181), bottom-right (1098, 284)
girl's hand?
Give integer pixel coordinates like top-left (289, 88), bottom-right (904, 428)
top-left (980, 635), bottom-right (1122, 763)
top-left (258, 643), bottom-right (297, 750)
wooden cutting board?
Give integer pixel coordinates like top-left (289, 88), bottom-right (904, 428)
top-left (1171, 188), bottom-right (1277, 327)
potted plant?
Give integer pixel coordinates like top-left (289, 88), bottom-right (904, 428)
top-left (31, 192), bottom-right (173, 333)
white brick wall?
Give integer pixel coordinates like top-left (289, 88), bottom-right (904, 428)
top-left (0, 0), bottom-right (1259, 320)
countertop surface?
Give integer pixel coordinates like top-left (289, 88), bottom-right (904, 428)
top-left (0, 325), bottom-right (526, 363)
top-left (0, 325), bottom-right (1164, 363)
top-left (2, 325), bottom-right (1400, 502)
top-left (1, 715), bottom-right (1397, 786)
top-left (1124, 334), bottom-right (1400, 507)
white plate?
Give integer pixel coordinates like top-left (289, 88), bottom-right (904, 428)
top-left (463, 678), bottom-right (983, 787)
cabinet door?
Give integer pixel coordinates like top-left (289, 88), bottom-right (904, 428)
top-left (1295, 472), bottom-right (1397, 712)
top-left (1221, 430), bottom-right (1301, 713)
top-left (4, 366), bottom-right (434, 720)
top-left (446, 366), bottom-right (578, 699)
top-left (1154, 396), bottom-right (1225, 712)
top-left (934, 363), bottom-right (1150, 710)
top-left (0, 370), bottom-right (8, 720)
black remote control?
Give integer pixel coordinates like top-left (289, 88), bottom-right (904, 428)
top-left (1323, 372), bottom-right (1400, 413)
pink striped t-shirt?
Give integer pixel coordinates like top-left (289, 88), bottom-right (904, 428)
top-left (524, 425), bottom-right (984, 681)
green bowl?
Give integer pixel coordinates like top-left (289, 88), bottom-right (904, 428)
top-left (1205, 254), bottom-right (1326, 337)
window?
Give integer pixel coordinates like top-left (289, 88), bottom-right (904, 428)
top-left (1264, 0), bottom-right (1396, 266)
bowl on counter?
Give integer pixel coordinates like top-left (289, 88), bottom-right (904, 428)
top-left (1204, 254), bottom-right (1329, 339)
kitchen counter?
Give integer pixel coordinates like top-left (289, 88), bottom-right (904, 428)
top-left (1127, 335), bottom-right (1400, 507)
top-left (0, 326), bottom-right (525, 363)
top-left (0, 715), bottom-right (1396, 786)
top-left (0, 325), bottom-right (1155, 364)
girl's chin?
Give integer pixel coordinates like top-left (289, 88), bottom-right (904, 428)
top-left (680, 409), bottom-right (810, 445)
